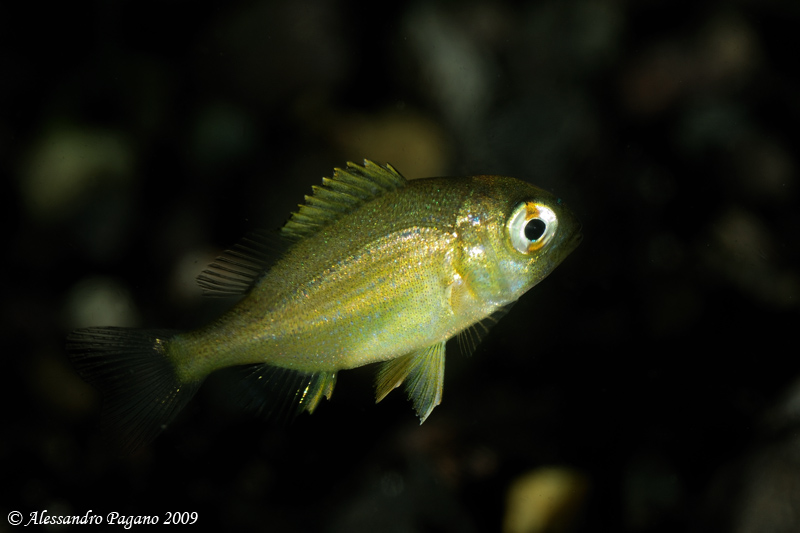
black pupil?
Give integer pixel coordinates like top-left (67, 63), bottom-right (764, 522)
top-left (524, 218), bottom-right (546, 241)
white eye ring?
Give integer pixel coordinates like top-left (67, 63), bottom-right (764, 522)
top-left (507, 202), bottom-right (559, 254)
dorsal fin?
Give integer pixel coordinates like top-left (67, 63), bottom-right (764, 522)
top-left (196, 160), bottom-right (406, 296)
top-left (280, 160), bottom-right (407, 241)
top-left (196, 231), bottom-right (279, 297)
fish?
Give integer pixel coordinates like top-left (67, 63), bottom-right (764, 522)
top-left (67, 160), bottom-right (581, 451)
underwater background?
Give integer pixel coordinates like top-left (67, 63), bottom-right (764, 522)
top-left (3, 1), bottom-right (799, 531)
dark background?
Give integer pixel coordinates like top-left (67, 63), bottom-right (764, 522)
top-left (3, 1), bottom-right (799, 531)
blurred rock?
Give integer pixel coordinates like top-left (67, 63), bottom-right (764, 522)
top-left (733, 433), bottom-right (800, 533)
top-left (403, 3), bottom-right (497, 133)
top-left (30, 351), bottom-right (96, 417)
top-left (623, 453), bottom-right (682, 531)
top-left (202, 0), bottom-right (351, 107)
top-left (188, 103), bottom-right (259, 175)
top-left (695, 12), bottom-right (760, 91)
top-left (732, 136), bottom-right (796, 202)
top-left (701, 207), bottom-right (799, 308)
top-left (619, 9), bottom-right (760, 116)
top-left (62, 276), bottom-right (140, 330)
top-left (504, 467), bottom-right (588, 533)
top-left (20, 126), bottom-right (134, 223)
top-left (327, 108), bottom-right (450, 180)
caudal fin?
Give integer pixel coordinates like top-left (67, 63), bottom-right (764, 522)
top-left (66, 327), bottom-right (202, 453)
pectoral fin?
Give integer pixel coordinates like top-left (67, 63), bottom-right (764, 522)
top-left (375, 341), bottom-right (446, 423)
top-left (456, 302), bottom-right (516, 357)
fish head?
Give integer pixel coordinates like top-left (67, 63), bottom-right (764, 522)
top-left (453, 176), bottom-right (582, 306)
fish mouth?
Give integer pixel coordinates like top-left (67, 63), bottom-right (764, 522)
top-left (564, 228), bottom-right (583, 253)
top-left (542, 228), bottom-right (582, 271)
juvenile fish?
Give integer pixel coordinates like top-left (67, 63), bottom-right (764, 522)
top-left (67, 160), bottom-right (581, 451)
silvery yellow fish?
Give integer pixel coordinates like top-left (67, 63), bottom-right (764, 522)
top-left (67, 160), bottom-right (581, 451)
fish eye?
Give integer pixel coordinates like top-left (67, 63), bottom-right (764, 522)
top-left (524, 218), bottom-right (546, 241)
top-left (507, 202), bottom-right (559, 254)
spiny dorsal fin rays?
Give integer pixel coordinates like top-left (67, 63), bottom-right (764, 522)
top-left (196, 161), bottom-right (406, 296)
top-left (281, 160), bottom-right (407, 241)
top-left (375, 341), bottom-right (446, 423)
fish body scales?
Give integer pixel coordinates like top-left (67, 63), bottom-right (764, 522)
top-left (180, 179), bottom-right (494, 373)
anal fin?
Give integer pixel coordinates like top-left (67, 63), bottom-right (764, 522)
top-left (238, 364), bottom-right (337, 420)
top-left (298, 370), bottom-right (337, 414)
top-left (375, 341), bottom-right (446, 423)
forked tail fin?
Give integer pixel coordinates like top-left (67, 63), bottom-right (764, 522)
top-left (66, 327), bottom-right (202, 453)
